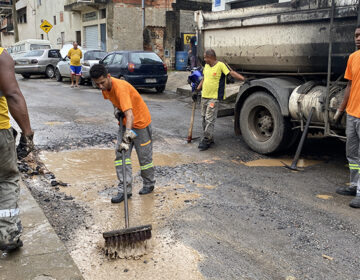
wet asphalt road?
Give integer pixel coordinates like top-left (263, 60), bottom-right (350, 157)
top-left (16, 76), bottom-right (360, 280)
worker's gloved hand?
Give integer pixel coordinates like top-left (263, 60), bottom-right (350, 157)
top-left (334, 109), bottom-right (344, 123)
top-left (192, 92), bottom-right (198, 102)
top-left (17, 132), bottom-right (34, 159)
top-left (117, 141), bottom-right (130, 152)
top-left (122, 129), bottom-right (137, 144)
top-left (114, 107), bottom-right (124, 121)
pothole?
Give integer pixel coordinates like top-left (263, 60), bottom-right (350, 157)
top-left (40, 148), bottom-right (205, 279)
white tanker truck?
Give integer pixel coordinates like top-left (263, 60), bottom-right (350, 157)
top-left (195, 0), bottom-right (359, 154)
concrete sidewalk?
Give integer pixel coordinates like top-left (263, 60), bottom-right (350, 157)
top-left (0, 182), bottom-right (83, 280)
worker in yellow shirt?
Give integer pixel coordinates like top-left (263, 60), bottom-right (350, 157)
top-left (67, 41), bottom-right (83, 88)
top-left (0, 47), bottom-right (34, 254)
top-left (196, 49), bottom-right (245, 151)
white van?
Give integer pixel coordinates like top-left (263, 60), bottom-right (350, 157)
top-left (10, 39), bottom-right (52, 59)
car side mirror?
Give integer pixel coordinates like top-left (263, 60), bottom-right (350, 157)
top-left (99, 60), bottom-right (103, 65)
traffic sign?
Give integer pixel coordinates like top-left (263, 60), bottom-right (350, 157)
top-left (40, 20), bottom-right (53, 34)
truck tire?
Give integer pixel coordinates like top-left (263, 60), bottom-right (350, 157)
top-left (240, 91), bottom-right (291, 154)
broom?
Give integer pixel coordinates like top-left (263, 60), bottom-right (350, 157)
top-left (103, 121), bottom-right (152, 259)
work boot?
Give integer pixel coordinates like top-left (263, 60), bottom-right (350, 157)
top-left (139, 186), bottom-right (154, 195)
top-left (0, 239), bottom-right (23, 253)
top-left (198, 138), bottom-right (213, 151)
top-left (111, 193), bottom-right (132, 204)
top-left (349, 196), bottom-right (360, 208)
top-left (336, 186), bottom-right (357, 196)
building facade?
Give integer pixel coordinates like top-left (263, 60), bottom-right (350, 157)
top-left (1, 0), bottom-right (211, 67)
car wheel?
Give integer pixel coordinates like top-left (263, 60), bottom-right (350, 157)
top-left (155, 85), bottom-right (166, 93)
top-left (55, 68), bottom-right (62, 82)
top-left (21, 74), bottom-right (31, 79)
top-left (45, 65), bottom-right (55, 78)
top-left (239, 91), bottom-right (291, 154)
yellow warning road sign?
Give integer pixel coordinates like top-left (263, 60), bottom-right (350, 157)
top-left (40, 20), bottom-right (53, 34)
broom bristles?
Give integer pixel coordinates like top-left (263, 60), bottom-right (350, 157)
top-left (103, 225), bottom-right (152, 259)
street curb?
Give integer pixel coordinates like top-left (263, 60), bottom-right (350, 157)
top-left (0, 181), bottom-right (84, 280)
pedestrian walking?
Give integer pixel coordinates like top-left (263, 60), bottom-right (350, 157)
top-left (0, 47), bottom-right (34, 253)
top-left (90, 64), bottom-right (155, 203)
top-left (335, 25), bottom-right (360, 208)
top-left (195, 49), bottom-right (245, 151)
top-left (67, 41), bottom-right (82, 88)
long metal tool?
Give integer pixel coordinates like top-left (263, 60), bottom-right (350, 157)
top-left (324, 0), bottom-right (335, 136)
top-left (103, 118), bottom-right (152, 258)
top-left (283, 107), bottom-right (315, 171)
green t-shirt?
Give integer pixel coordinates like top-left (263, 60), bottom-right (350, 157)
top-left (201, 61), bottom-right (230, 100)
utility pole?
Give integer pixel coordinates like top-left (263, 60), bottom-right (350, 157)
top-left (11, 0), bottom-right (19, 42)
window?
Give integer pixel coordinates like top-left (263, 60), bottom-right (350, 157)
top-left (37, 0), bottom-right (41, 6)
top-left (61, 32), bottom-right (65, 46)
top-left (40, 34), bottom-right (44, 39)
top-left (112, 54), bottom-right (123, 65)
top-left (102, 54), bottom-right (114, 66)
top-left (100, 9), bottom-right (106, 19)
top-left (17, 8), bottom-right (27, 24)
top-left (60, 12), bottom-right (64, 22)
top-left (24, 50), bottom-right (44, 57)
top-left (130, 52), bottom-right (163, 65)
top-left (53, 15), bottom-right (56, 25)
top-left (48, 50), bottom-right (61, 58)
top-left (76, 31), bottom-right (81, 46)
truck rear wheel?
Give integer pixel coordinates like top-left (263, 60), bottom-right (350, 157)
top-left (240, 91), bottom-right (291, 154)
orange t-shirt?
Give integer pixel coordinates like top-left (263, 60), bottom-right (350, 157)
top-left (102, 78), bottom-right (151, 129)
top-left (345, 50), bottom-right (360, 118)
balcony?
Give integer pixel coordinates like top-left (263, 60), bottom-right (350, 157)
top-left (0, 0), bottom-right (12, 17)
top-left (64, 0), bottom-right (109, 12)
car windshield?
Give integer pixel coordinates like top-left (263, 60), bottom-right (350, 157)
top-left (84, 51), bottom-right (107, 60)
top-left (130, 52), bottom-right (163, 64)
top-left (24, 50), bottom-right (44, 57)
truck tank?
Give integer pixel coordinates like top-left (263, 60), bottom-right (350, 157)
top-left (289, 83), bottom-right (346, 126)
top-left (195, 0), bottom-right (359, 76)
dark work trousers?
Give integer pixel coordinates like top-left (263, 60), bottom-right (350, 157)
top-left (346, 114), bottom-right (360, 195)
top-left (115, 125), bottom-right (155, 194)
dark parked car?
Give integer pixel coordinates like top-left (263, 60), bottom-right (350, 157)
top-left (100, 51), bottom-right (168, 93)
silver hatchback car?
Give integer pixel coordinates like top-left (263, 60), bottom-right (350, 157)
top-left (14, 49), bottom-right (61, 79)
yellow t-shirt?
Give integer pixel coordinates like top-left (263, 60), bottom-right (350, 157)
top-left (0, 48), bottom-right (11, 130)
top-left (345, 50), bottom-right (360, 118)
top-left (201, 61), bottom-right (230, 100)
top-left (67, 48), bottom-right (82, 66)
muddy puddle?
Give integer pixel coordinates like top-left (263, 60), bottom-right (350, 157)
top-left (233, 158), bottom-right (322, 168)
top-left (40, 148), bottom-right (204, 280)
